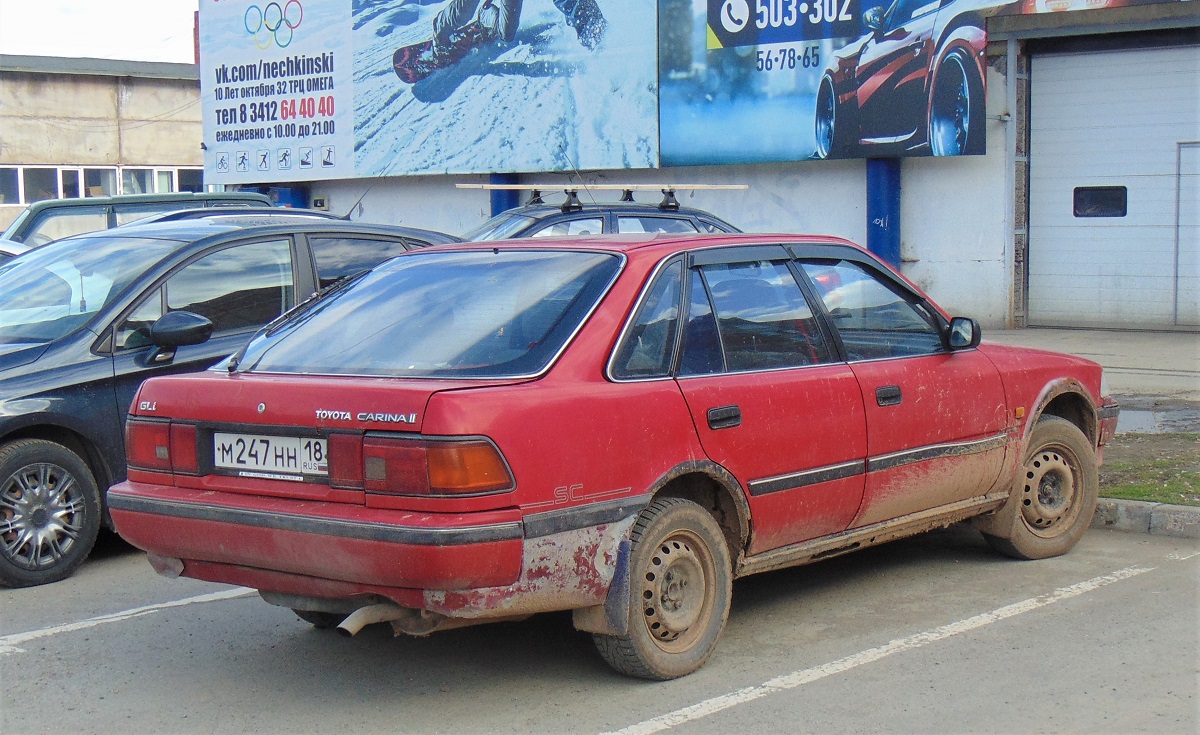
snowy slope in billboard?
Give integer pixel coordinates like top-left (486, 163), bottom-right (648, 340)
top-left (352, 0), bottom-right (658, 176)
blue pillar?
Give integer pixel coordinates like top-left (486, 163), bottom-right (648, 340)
top-left (865, 158), bottom-right (901, 269)
top-left (490, 173), bottom-right (520, 217)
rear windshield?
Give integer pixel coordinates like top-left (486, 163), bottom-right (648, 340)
top-left (239, 249), bottom-right (622, 378)
top-left (462, 213), bottom-right (537, 241)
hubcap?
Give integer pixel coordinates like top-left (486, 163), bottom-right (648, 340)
top-left (0, 462), bottom-right (85, 571)
top-left (1020, 448), bottom-right (1078, 537)
top-left (641, 531), bottom-right (715, 652)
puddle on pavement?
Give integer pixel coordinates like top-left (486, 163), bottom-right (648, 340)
top-left (1118, 407), bottom-right (1200, 434)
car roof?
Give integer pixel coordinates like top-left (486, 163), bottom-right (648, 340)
top-left (499, 201), bottom-right (733, 220)
top-left (60, 218), bottom-right (460, 247)
top-left (14, 192), bottom-right (271, 214)
top-left (125, 207), bottom-right (341, 225)
top-left (425, 232), bottom-right (860, 256)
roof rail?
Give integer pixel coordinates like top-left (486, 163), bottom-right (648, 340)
top-left (456, 183), bottom-right (748, 211)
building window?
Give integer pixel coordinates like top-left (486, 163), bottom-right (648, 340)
top-left (178, 169), bottom-right (204, 192)
top-left (122, 168), bottom-right (154, 195)
top-left (84, 168), bottom-right (118, 197)
top-left (0, 165), bottom-right (204, 204)
top-left (23, 168), bottom-right (59, 202)
top-left (0, 168), bottom-right (17, 204)
top-left (1073, 186), bottom-right (1127, 218)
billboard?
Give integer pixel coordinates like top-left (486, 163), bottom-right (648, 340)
top-left (200, 0), bottom-right (659, 185)
top-left (200, 0), bottom-right (1190, 181)
top-left (659, 0), bottom-right (1019, 165)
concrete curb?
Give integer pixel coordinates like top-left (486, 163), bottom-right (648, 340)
top-left (1092, 498), bottom-right (1200, 539)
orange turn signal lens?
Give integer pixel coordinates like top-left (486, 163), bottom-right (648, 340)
top-left (427, 440), bottom-right (514, 495)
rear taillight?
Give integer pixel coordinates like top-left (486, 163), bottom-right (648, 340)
top-left (360, 436), bottom-right (514, 497)
top-left (327, 432), bottom-right (364, 489)
top-left (126, 418), bottom-right (198, 474)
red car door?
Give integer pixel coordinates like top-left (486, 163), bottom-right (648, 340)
top-left (670, 248), bottom-right (867, 555)
top-left (798, 257), bottom-right (1009, 528)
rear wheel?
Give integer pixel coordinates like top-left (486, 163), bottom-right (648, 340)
top-left (814, 76), bottom-right (848, 159)
top-left (0, 439), bottom-right (101, 587)
top-left (928, 49), bottom-right (979, 156)
top-left (593, 497), bottom-right (732, 680)
top-left (984, 416), bottom-right (1098, 560)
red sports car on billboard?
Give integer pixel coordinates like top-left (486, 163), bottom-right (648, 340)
top-left (815, 0), bottom-right (1015, 158)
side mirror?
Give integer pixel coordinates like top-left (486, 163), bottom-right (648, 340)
top-left (863, 6), bottom-right (886, 33)
top-left (948, 316), bottom-right (981, 350)
top-left (150, 310), bottom-right (214, 348)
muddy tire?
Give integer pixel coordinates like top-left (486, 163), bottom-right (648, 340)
top-left (0, 439), bottom-right (102, 587)
top-left (593, 497), bottom-right (732, 680)
top-left (293, 609), bottom-right (343, 629)
top-left (984, 416), bottom-right (1098, 560)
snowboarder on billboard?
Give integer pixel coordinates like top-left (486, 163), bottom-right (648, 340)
top-left (394, 0), bottom-right (607, 83)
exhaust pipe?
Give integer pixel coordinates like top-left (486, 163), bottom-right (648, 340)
top-left (336, 603), bottom-right (408, 637)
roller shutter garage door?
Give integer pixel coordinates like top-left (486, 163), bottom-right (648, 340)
top-left (1028, 44), bottom-right (1199, 328)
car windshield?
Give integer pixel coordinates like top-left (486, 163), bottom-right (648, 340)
top-left (462, 213), bottom-right (538, 241)
top-left (239, 249), bottom-right (622, 378)
top-left (0, 234), bottom-right (178, 345)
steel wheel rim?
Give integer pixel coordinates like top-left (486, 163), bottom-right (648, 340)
top-left (1020, 445), bottom-right (1082, 537)
top-left (640, 529), bottom-right (717, 653)
top-left (0, 462), bottom-right (85, 571)
top-left (930, 56), bottom-right (970, 155)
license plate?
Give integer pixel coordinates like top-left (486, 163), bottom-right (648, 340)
top-left (213, 432), bottom-right (327, 480)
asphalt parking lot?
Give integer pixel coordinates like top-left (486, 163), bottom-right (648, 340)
top-left (2, 525), bottom-right (1196, 734)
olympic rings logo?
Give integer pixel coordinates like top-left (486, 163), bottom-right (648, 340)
top-left (245, 1), bottom-right (303, 49)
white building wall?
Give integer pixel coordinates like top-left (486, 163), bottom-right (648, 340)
top-left (312, 69), bottom-right (1014, 327)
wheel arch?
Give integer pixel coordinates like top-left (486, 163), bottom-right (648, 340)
top-left (1, 423), bottom-right (116, 513)
top-left (925, 26), bottom-right (987, 153)
top-left (1026, 378), bottom-right (1099, 448)
top-left (643, 460), bottom-right (750, 567)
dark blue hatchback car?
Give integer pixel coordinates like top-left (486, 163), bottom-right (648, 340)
top-left (0, 218), bottom-right (457, 587)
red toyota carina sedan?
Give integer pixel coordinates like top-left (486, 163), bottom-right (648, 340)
top-left (109, 234), bottom-right (1118, 680)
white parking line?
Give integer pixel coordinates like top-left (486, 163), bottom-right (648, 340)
top-left (0, 587), bottom-right (254, 656)
top-left (603, 566), bottom-right (1153, 735)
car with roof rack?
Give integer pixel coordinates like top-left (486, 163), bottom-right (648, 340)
top-left (0, 218), bottom-right (457, 587)
top-left (108, 232), bottom-right (1117, 679)
top-left (461, 184), bottom-right (742, 240)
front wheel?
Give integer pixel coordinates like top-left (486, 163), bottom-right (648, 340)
top-left (0, 439), bottom-right (102, 587)
top-left (983, 416), bottom-right (1098, 560)
top-left (593, 497), bottom-right (732, 680)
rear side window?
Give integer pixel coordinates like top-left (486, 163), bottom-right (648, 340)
top-left (611, 261), bottom-right (682, 379)
top-left (24, 208), bottom-right (108, 245)
top-left (616, 217), bottom-right (699, 234)
top-left (530, 218), bottom-right (603, 237)
top-left (689, 260), bottom-right (832, 372)
top-left (239, 250), bottom-right (621, 378)
top-left (309, 236), bottom-right (410, 289)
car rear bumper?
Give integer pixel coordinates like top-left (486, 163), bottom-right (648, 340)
top-left (109, 481), bottom-right (644, 619)
top-left (108, 481), bottom-right (525, 591)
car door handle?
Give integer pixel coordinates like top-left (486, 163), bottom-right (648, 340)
top-left (876, 385), bottom-right (902, 407)
top-left (707, 405), bottom-right (742, 430)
